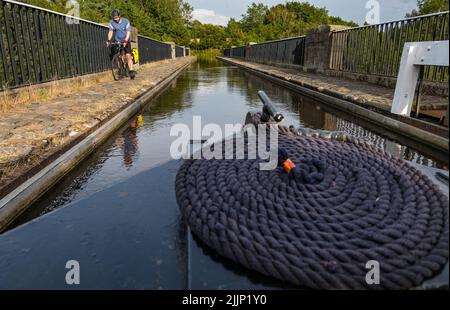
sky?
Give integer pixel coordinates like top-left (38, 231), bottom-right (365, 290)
top-left (188, 0), bottom-right (419, 26)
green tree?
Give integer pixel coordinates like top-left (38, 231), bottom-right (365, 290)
top-left (189, 21), bottom-right (226, 50)
top-left (240, 3), bottom-right (269, 32)
top-left (285, 1), bottom-right (329, 25)
top-left (225, 18), bottom-right (248, 46)
top-left (407, 0), bottom-right (449, 16)
top-left (264, 5), bottom-right (300, 39)
top-left (20, 0), bottom-right (67, 11)
top-left (328, 16), bottom-right (358, 27)
top-left (232, 1), bottom-right (358, 42)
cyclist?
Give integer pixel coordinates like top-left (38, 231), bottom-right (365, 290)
top-left (106, 9), bottom-right (136, 79)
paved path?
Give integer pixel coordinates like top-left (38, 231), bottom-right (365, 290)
top-left (220, 57), bottom-right (448, 113)
top-left (0, 57), bottom-right (195, 194)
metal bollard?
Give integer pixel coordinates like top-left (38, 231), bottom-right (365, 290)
top-left (257, 90), bottom-right (284, 123)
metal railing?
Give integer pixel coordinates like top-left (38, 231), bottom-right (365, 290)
top-left (330, 11), bottom-right (449, 82)
top-left (0, 0), bottom-right (174, 90)
top-left (138, 35), bottom-right (171, 64)
top-left (247, 36), bottom-right (306, 65)
top-left (231, 45), bottom-right (245, 58)
top-left (175, 45), bottom-right (184, 57)
top-left (223, 36), bottom-right (306, 66)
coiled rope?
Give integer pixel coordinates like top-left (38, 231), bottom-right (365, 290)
top-left (175, 114), bottom-right (449, 289)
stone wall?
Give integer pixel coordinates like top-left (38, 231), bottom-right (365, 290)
top-left (304, 25), bottom-right (350, 73)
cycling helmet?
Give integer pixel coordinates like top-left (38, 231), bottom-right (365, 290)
top-left (111, 9), bottom-right (120, 18)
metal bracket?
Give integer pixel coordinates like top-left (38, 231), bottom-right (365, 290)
top-left (391, 41), bottom-right (449, 116)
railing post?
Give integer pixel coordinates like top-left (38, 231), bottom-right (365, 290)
top-left (230, 46), bottom-right (236, 57)
top-left (245, 42), bottom-right (256, 60)
top-left (165, 42), bottom-right (176, 59)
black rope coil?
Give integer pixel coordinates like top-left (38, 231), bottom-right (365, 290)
top-left (175, 115), bottom-right (449, 289)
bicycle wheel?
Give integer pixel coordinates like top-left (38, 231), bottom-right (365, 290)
top-left (111, 54), bottom-right (123, 81)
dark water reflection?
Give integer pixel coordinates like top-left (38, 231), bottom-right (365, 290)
top-left (2, 59), bottom-right (447, 289)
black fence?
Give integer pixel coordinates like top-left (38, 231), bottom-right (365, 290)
top-left (175, 45), bottom-right (184, 57)
top-left (223, 45), bottom-right (245, 58)
top-left (330, 11), bottom-right (449, 82)
top-left (0, 0), bottom-right (174, 90)
top-left (231, 45), bottom-right (245, 58)
top-left (247, 37), bottom-right (306, 65)
top-left (138, 35), bottom-right (172, 64)
top-left (223, 37), bottom-right (306, 66)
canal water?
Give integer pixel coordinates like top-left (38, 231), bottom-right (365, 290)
top-left (0, 59), bottom-right (447, 289)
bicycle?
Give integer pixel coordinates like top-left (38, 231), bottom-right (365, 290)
top-left (110, 42), bottom-right (134, 81)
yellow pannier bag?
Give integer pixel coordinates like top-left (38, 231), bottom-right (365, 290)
top-left (132, 48), bottom-right (139, 64)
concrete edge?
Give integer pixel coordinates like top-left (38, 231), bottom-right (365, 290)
top-left (325, 69), bottom-right (449, 98)
top-left (218, 56), bottom-right (449, 153)
top-left (0, 59), bottom-right (194, 232)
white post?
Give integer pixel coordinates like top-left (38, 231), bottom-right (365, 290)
top-left (391, 41), bottom-right (449, 116)
top-left (165, 42), bottom-right (176, 59)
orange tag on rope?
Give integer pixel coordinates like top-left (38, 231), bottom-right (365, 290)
top-left (283, 159), bottom-right (296, 173)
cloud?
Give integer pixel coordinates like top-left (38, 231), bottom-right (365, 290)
top-left (192, 9), bottom-right (230, 26)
